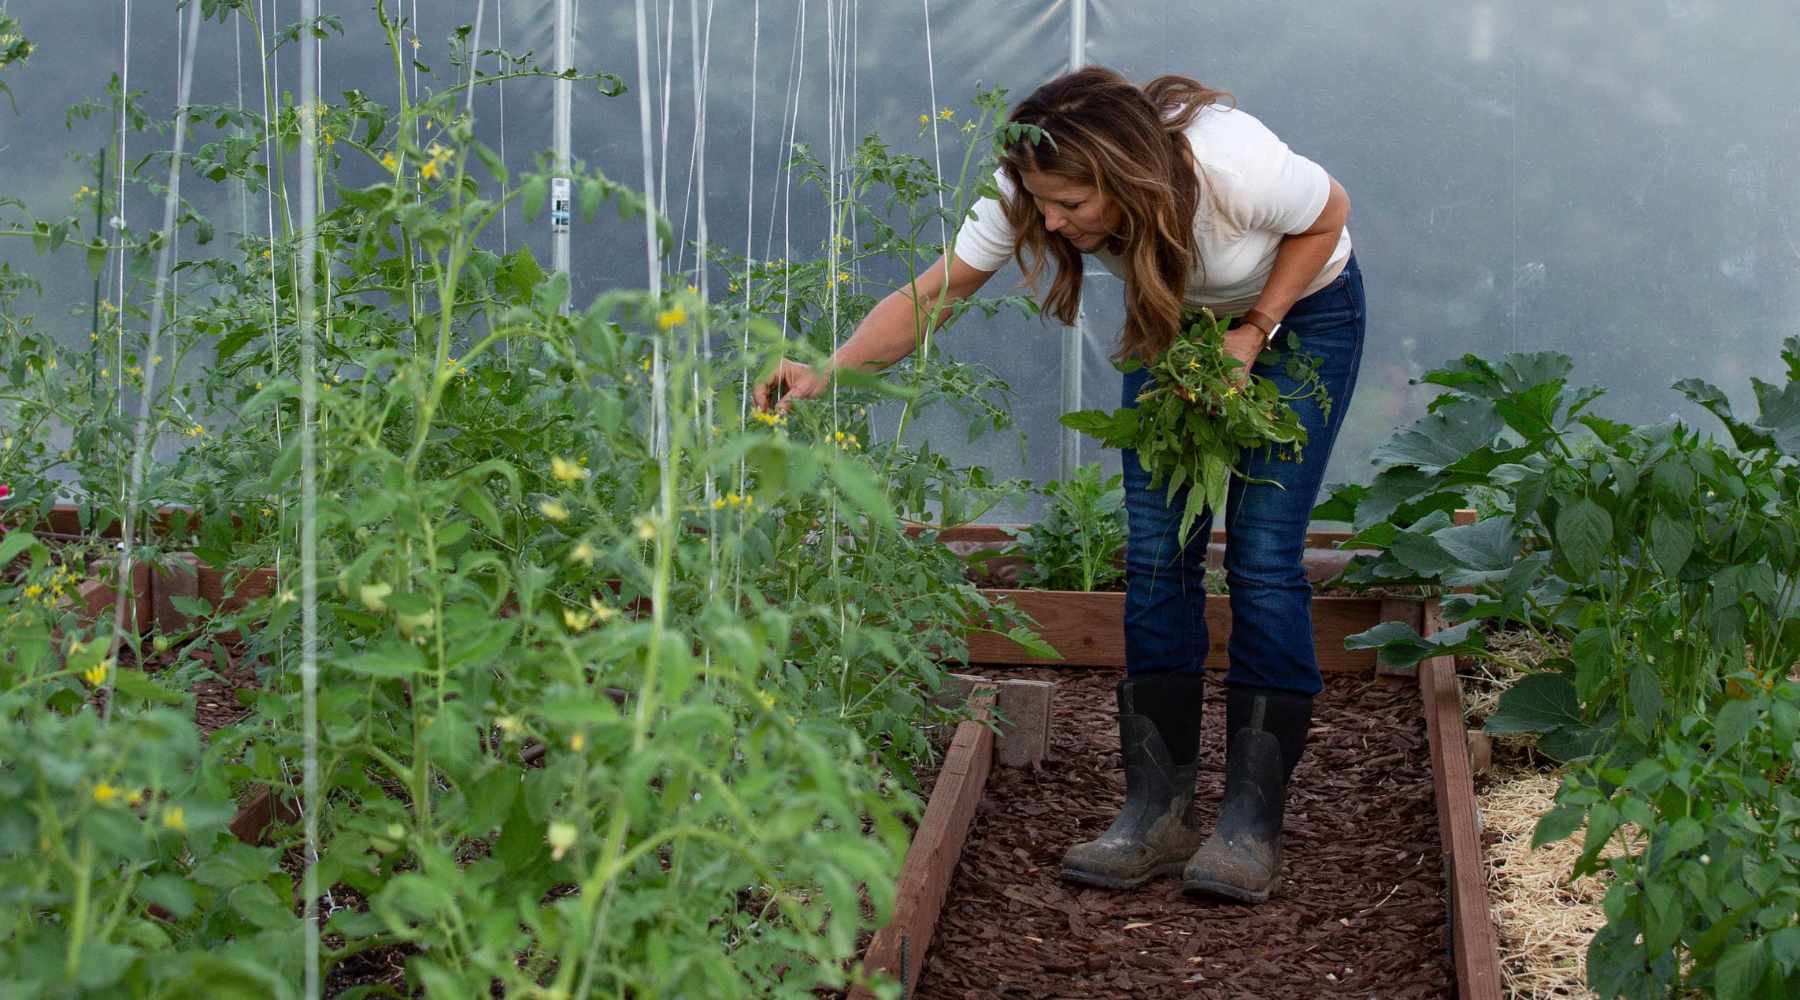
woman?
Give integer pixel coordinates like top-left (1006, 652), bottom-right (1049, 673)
top-left (754, 67), bottom-right (1363, 905)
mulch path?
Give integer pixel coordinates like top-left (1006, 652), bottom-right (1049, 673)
top-left (912, 669), bottom-right (1451, 999)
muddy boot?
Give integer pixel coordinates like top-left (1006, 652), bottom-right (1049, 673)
top-left (1061, 671), bottom-right (1207, 890)
top-left (1182, 685), bottom-right (1312, 904)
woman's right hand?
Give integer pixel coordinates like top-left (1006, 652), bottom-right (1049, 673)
top-left (752, 358), bottom-right (828, 413)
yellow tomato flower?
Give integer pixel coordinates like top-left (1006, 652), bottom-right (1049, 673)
top-left (632, 517), bottom-right (656, 541)
top-left (938, 106), bottom-right (955, 120)
top-left (22, 583), bottom-right (42, 599)
top-left (161, 806), bottom-right (187, 832)
top-left (568, 541), bottom-right (597, 565)
top-left (656, 305), bottom-right (687, 331)
top-left (381, 152), bottom-right (398, 172)
top-left (538, 499), bottom-right (570, 522)
top-left (82, 660), bottom-right (111, 687)
top-left (587, 596), bottom-right (616, 621)
top-left (125, 788), bottom-right (144, 806)
top-left (550, 456), bottom-right (589, 483)
top-left (420, 159), bottom-right (440, 181)
top-left (918, 114), bottom-right (930, 126)
top-left (561, 607), bottom-right (593, 632)
top-left (92, 782), bottom-right (119, 805)
top-left (185, 423), bottom-right (204, 438)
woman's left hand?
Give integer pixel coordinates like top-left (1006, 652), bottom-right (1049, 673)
top-left (1221, 323), bottom-right (1264, 385)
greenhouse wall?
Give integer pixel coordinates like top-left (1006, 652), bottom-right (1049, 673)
top-left (2, 0), bottom-right (1796, 518)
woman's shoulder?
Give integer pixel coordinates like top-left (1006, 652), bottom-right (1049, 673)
top-left (1181, 104), bottom-right (1286, 173)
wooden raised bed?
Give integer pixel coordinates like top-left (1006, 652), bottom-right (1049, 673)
top-left (856, 589), bottom-right (1504, 992)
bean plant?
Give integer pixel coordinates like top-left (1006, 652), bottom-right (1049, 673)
top-left (1325, 347), bottom-right (1800, 999)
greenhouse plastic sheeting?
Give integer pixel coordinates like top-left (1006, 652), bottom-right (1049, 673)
top-left (2, 1), bottom-right (1797, 517)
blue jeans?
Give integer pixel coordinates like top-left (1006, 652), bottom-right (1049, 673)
top-left (1120, 255), bottom-right (1366, 696)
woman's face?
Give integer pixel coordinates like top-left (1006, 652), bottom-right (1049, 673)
top-left (1019, 169), bottom-right (1123, 254)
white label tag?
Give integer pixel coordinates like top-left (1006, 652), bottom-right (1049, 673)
top-left (550, 177), bottom-right (572, 235)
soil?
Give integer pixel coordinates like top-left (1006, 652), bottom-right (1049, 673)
top-left (911, 669), bottom-right (1452, 999)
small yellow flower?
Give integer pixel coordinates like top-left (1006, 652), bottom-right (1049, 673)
top-left (125, 788), bottom-right (144, 806)
top-left (727, 280), bottom-right (740, 294)
top-left (569, 732), bottom-right (586, 752)
top-left (89, 331), bottom-right (99, 343)
top-left (420, 159), bottom-right (440, 181)
top-left (410, 35), bottom-right (422, 51)
top-left (632, 517), bottom-right (656, 541)
top-left (278, 588), bottom-right (298, 605)
top-left (82, 659), bottom-right (111, 687)
top-left (161, 806), bottom-right (187, 832)
top-left (151, 355), bottom-right (162, 365)
top-left (587, 596), bottom-right (616, 622)
top-left (757, 690), bottom-right (777, 711)
top-left (561, 607), bottom-right (593, 632)
top-left (538, 499), bottom-right (570, 522)
top-left (126, 365), bottom-right (142, 380)
top-left (750, 410), bottom-right (785, 428)
top-left (100, 368), bottom-right (110, 379)
top-left (938, 106), bottom-right (955, 120)
top-left (1222, 385), bottom-right (1239, 398)
top-left (260, 506), bottom-right (273, 518)
top-left (185, 423), bottom-right (204, 438)
top-left (45, 356), bottom-right (57, 371)
top-left (568, 541), bottom-right (597, 565)
top-left (22, 583), bottom-right (42, 599)
top-left (547, 820), bottom-right (577, 861)
top-left (641, 356), bottom-right (652, 372)
top-left (656, 305), bottom-right (687, 331)
top-left (711, 496), bottom-right (728, 510)
top-left (918, 114), bottom-right (930, 126)
top-left (92, 782), bottom-right (119, 805)
top-left (550, 456), bottom-right (589, 483)
top-left (495, 715), bottom-right (521, 736)
top-left (686, 284), bottom-right (698, 295)
top-left (381, 152), bottom-right (398, 172)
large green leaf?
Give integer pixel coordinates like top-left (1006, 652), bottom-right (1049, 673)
top-left (1713, 939), bottom-right (1770, 1000)
top-left (1434, 516), bottom-right (1521, 586)
top-left (1555, 497), bottom-right (1612, 579)
top-left (1058, 407), bottom-right (1140, 449)
top-left (1369, 395), bottom-right (1504, 474)
top-left (1484, 671), bottom-right (1582, 733)
top-left (1342, 618), bottom-right (1485, 668)
top-left (1648, 514), bottom-right (1694, 576)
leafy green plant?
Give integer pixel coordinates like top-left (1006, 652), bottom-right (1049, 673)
top-left (1325, 342), bottom-right (1800, 999)
top-left (1061, 309), bottom-right (1329, 547)
top-left (1003, 462), bottom-right (1127, 592)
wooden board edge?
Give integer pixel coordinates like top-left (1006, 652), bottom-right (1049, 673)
top-left (850, 687), bottom-right (997, 999)
top-left (1418, 597), bottom-right (1503, 1000)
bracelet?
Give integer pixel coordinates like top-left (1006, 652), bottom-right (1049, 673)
top-left (1241, 308), bottom-right (1282, 348)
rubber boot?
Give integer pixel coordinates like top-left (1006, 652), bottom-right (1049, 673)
top-left (1061, 671), bottom-right (1207, 889)
top-left (1182, 685), bottom-right (1313, 903)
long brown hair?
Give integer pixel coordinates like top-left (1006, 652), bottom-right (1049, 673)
top-left (999, 68), bottom-right (1231, 361)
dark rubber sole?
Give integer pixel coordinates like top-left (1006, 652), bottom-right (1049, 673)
top-left (1181, 875), bottom-right (1276, 904)
top-left (1059, 860), bottom-right (1186, 890)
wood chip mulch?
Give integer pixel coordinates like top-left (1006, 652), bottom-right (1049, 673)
top-left (912, 669), bottom-right (1451, 999)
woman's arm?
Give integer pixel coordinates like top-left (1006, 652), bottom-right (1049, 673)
top-left (1222, 176), bottom-right (1351, 373)
top-left (753, 251), bottom-right (997, 411)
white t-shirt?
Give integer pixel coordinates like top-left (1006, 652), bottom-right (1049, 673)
top-left (953, 104), bottom-right (1352, 316)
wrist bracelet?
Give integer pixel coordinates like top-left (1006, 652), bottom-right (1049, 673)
top-left (1239, 308), bottom-right (1282, 348)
